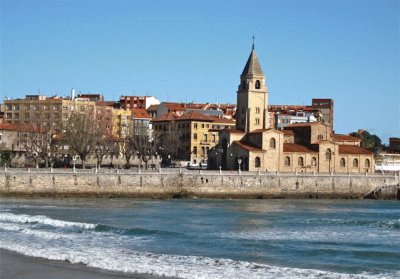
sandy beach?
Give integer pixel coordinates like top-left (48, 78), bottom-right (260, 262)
top-left (0, 249), bottom-right (168, 279)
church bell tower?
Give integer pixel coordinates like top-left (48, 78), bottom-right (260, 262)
top-left (236, 42), bottom-right (269, 132)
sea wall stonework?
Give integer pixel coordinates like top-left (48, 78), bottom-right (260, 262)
top-left (0, 172), bottom-right (398, 199)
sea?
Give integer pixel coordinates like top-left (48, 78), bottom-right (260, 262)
top-left (0, 198), bottom-right (399, 279)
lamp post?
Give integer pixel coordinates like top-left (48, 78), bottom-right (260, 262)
top-left (33, 152), bottom-right (39, 169)
top-left (72, 155), bottom-right (77, 173)
top-left (238, 158), bottom-right (242, 174)
top-left (326, 150), bottom-right (335, 173)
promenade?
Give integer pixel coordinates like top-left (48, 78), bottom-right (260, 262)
top-left (0, 167), bottom-right (399, 200)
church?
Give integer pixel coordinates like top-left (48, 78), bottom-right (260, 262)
top-left (211, 44), bottom-right (375, 173)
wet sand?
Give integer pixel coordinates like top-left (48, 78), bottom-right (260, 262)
top-left (0, 249), bottom-right (168, 279)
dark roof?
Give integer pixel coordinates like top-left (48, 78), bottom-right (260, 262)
top-left (233, 141), bottom-right (265, 152)
top-left (283, 130), bottom-right (294, 136)
top-left (221, 128), bottom-right (245, 134)
top-left (241, 48), bottom-right (264, 76)
top-left (283, 143), bottom-right (318, 153)
top-left (338, 145), bottom-right (373, 155)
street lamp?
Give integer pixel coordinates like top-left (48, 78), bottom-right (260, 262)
top-left (238, 158), bottom-right (242, 174)
top-left (72, 155), bottom-right (77, 172)
top-left (326, 149), bottom-right (335, 173)
top-left (33, 152), bottom-right (39, 169)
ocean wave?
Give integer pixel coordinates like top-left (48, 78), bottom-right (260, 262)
top-left (0, 241), bottom-right (397, 279)
top-left (0, 212), bottom-right (96, 229)
top-left (0, 223), bottom-right (72, 240)
top-left (305, 218), bottom-right (400, 230)
top-left (95, 224), bottom-right (182, 237)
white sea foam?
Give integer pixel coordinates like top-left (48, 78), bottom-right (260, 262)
top-left (0, 212), bottom-right (96, 229)
top-left (0, 240), bottom-right (397, 279)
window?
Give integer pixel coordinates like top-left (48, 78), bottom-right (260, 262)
top-left (255, 157), bottom-right (261, 168)
top-left (298, 157), bottom-right (304, 166)
top-left (202, 123), bottom-right (205, 128)
top-left (193, 133), bottom-right (198, 141)
top-left (340, 158), bottom-right (346, 167)
top-left (194, 123), bottom-right (198, 129)
top-left (353, 158), bottom-right (359, 168)
top-left (270, 138), bottom-right (276, 149)
top-left (203, 133), bottom-right (208, 142)
top-left (311, 157), bottom-right (317, 166)
top-left (201, 147), bottom-right (206, 157)
top-left (326, 148), bottom-right (332, 160)
top-left (365, 159), bottom-right (371, 168)
top-left (193, 146), bottom-right (197, 155)
top-left (255, 107), bottom-right (260, 114)
top-left (284, 156), bottom-right (291, 166)
top-left (212, 134), bottom-right (216, 143)
top-left (255, 80), bottom-right (261, 89)
top-left (255, 118), bottom-right (260, 125)
top-left (318, 134), bottom-right (324, 140)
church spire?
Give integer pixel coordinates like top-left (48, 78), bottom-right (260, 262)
top-left (241, 39), bottom-right (264, 76)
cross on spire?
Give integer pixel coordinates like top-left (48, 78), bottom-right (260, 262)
top-left (252, 35), bottom-right (255, 50)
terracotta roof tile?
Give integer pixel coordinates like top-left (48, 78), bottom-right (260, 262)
top-left (338, 145), bottom-right (373, 155)
top-left (332, 134), bottom-right (361, 142)
top-left (283, 143), bottom-right (318, 153)
top-left (131, 109), bottom-right (151, 119)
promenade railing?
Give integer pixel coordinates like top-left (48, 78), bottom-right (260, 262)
top-left (0, 166), bottom-right (398, 179)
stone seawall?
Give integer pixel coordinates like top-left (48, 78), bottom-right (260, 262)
top-left (0, 171), bottom-right (399, 199)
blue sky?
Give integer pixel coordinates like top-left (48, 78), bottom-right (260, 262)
top-left (1, 0), bottom-right (399, 142)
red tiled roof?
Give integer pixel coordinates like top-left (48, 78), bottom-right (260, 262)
top-left (248, 128), bottom-right (283, 134)
top-left (332, 134), bottom-right (361, 142)
top-left (0, 123), bottom-right (45, 133)
top-left (163, 102), bottom-right (186, 111)
top-left (152, 112), bottom-right (180, 122)
top-left (152, 111), bottom-right (235, 124)
top-left (338, 145), bottom-right (373, 155)
top-left (233, 141), bottom-right (265, 152)
top-left (283, 143), bottom-right (318, 153)
top-left (131, 109), bottom-right (151, 119)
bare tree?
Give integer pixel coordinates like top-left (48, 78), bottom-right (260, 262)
top-left (63, 111), bottom-right (100, 169)
top-left (94, 134), bottom-right (116, 169)
top-left (155, 123), bottom-right (183, 165)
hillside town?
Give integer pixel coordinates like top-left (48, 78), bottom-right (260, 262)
top-left (0, 45), bottom-right (399, 173)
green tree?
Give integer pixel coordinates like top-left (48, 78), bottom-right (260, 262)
top-left (350, 130), bottom-right (382, 152)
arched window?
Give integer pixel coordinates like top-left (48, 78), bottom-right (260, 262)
top-left (298, 157), bottom-right (304, 166)
top-left (270, 138), bottom-right (276, 149)
top-left (318, 134), bottom-right (324, 140)
top-left (340, 158), bottom-right (346, 167)
top-left (255, 80), bottom-right (261, 89)
top-left (365, 159), bottom-right (371, 168)
top-left (311, 157), bottom-right (317, 166)
top-left (284, 156), bottom-right (291, 166)
top-left (353, 158), bottom-right (359, 168)
top-left (326, 148), bottom-right (332, 160)
top-left (193, 146), bottom-right (197, 155)
top-left (255, 157), bottom-right (261, 168)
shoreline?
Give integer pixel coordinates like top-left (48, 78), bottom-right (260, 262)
top-left (0, 248), bottom-right (171, 279)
